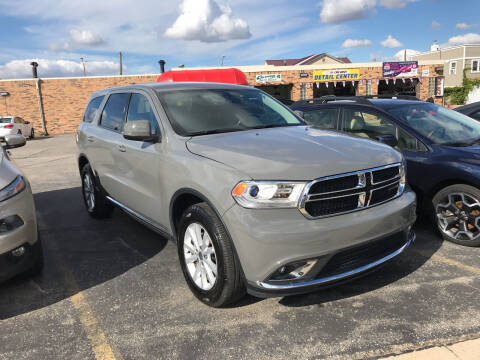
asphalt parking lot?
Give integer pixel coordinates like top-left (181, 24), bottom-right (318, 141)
top-left (1, 135), bottom-right (480, 360)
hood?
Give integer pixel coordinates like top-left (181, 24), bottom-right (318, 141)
top-left (186, 126), bottom-right (402, 180)
top-left (0, 152), bottom-right (21, 189)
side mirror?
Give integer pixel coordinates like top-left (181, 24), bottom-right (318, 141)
top-left (123, 120), bottom-right (157, 142)
top-left (294, 110), bottom-right (304, 119)
top-left (376, 134), bottom-right (398, 147)
top-left (4, 134), bottom-right (26, 149)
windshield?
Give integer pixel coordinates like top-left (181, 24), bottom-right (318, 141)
top-left (0, 118), bottom-right (12, 124)
top-left (387, 103), bottom-right (480, 145)
top-left (157, 88), bottom-right (304, 136)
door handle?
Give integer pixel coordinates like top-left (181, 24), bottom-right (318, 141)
top-left (87, 136), bottom-right (95, 142)
top-left (117, 144), bottom-right (126, 152)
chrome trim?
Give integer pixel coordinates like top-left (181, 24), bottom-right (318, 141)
top-left (306, 191), bottom-right (365, 202)
top-left (106, 196), bottom-right (170, 235)
top-left (257, 230), bottom-right (415, 290)
top-left (298, 163), bottom-right (403, 219)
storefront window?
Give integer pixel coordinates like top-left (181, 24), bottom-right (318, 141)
top-left (366, 80), bottom-right (372, 96)
top-left (300, 83), bottom-right (307, 100)
top-left (428, 77), bottom-right (435, 97)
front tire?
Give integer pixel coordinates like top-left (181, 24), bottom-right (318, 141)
top-left (177, 202), bottom-right (245, 307)
top-left (433, 184), bottom-right (480, 247)
top-left (30, 128), bottom-right (35, 139)
top-left (81, 163), bottom-right (113, 219)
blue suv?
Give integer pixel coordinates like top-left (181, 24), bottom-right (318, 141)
top-left (291, 96), bottom-right (480, 247)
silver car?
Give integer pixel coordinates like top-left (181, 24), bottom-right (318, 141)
top-left (0, 135), bottom-right (42, 282)
top-left (76, 83), bottom-right (416, 307)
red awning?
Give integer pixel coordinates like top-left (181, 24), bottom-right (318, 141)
top-left (157, 68), bottom-right (248, 85)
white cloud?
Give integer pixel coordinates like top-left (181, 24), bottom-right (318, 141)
top-left (164, 0), bottom-right (251, 42)
top-left (69, 29), bottom-right (104, 46)
top-left (456, 23), bottom-right (476, 30)
top-left (319, 0), bottom-right (376, 23)
top-left (393, 49), bottom-right (421, 61)
top-left (447, 33), bottom-right (480, 46)
top-left (341, 38), bottom-right (372, 48)
top-left (0, 59), bottom-right (120, 79)
top-left (381, 34), bottom-right (403, 48)
top-left (431, 20), bottom-right (440, 30)
top-left (379, 0), bottom-right (418, 8)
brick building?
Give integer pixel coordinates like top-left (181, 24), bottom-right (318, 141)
top-left (0, 59), bottom-right (444, 136)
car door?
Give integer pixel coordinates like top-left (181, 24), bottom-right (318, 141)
top-left (111, 91), bottom-right (164, 224)
top-left (88, 92), bottom-right (131, 197)
top-left (13, 117), bottom-right (22, 134)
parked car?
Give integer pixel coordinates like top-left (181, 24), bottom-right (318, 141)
top-left (0, 135), bottom-right (43, 282)
top-left (292, 96), bottom-right (480, 247)
top-left (76, 83), bottom-right (416, 307)
top-left (0, 116), bottom-right (34, 139)
top-left (455, 101), bottom-right (480, 121)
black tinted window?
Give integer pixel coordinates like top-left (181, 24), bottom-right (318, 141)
top-left (126, 94), bottom-right (159, 135)
top-left (100, 93), bottom-right (130, 132)
top-left (83, 96), bottom-right (104, 123)
top-left (303, 108), bottom-right (337, 129)
top-left (471, 110), bottom-right (480, 121)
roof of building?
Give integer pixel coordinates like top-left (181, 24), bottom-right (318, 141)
top-left (265, 54), bottom-right (351, 66)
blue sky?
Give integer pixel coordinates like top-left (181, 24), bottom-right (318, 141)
top-left (0, 0), bottom-right (479, 78)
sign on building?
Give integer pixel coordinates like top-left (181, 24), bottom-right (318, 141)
top-left (313, 69), bottom-right (360, 82)
top-left (382, 61), bottom-right (418, 77)
top-left (256, 74), bottom-right (282, 82)
top-left (435, 77), bottom-right (444, 97)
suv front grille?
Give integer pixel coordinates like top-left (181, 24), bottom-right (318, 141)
top-left (300, 163), bottom-right (403, 219)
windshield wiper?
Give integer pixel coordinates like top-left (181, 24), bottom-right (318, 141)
top-left (188, 128), bottom-right (244, 136)
top-left (248, 123), bottom-right (301, 130)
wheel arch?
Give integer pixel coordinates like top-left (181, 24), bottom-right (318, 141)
top-left (78, 153), bottom-right (89, 173)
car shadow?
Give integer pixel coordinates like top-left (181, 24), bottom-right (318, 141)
top-left (0, 187), bottom-right (168, 320)
top-left (278, 221), bottom-right (443, 307)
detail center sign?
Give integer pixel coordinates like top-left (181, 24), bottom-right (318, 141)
top-left (256, 74), bottom-right (282, 82)
top-left (313, 69), bottom-right (360, 82)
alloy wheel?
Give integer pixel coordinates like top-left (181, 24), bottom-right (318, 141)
top-left (436, 192), bottom-right (480, 241)
top-left (183, 222), bottom-right (218, 291)
top-left (83, 173), bottom-right (95, 212)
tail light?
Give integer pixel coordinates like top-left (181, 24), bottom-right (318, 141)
top-left (3, 125), bottom-right (13, 128)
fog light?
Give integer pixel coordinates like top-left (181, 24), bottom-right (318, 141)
top-left (0, 215), bottom-right (24, 233)
top-left (11, 246), bottom-right (25, 257)
top-left (269, 259), bottom-right (317, 281)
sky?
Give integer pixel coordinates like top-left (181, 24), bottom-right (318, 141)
top-left (0, 0), bottom-right (479, 79)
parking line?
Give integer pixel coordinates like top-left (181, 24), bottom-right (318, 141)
top-left (414, 250), bottom-right (480, 275)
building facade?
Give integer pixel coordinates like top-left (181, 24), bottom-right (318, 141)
top-left (412, 44), bottom-right (480, 87)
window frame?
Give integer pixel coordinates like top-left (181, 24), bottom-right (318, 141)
top-left (83, 95), bottom-right (105, 124)
top-left (472, 59), bottom-right (480, 73)
top-left (449, 61), bottom-right (457, 75)
top-left (98, 92), bottom-right (131, 133)
top-left (340, 105), bottom-right (428, 152)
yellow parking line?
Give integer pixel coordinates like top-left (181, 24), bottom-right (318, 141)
top-left (70, 292), bottom-right (117, 360)
top-left (414, 249), bottom-right (480, 275)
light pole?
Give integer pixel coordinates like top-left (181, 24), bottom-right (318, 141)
top-left (220, 55), bottom-right (226, 66)
top-left (80, 57), bottom-right (86, 76)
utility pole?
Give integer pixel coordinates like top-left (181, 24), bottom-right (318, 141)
top-left (220, 55), bottom-right (226, 66)
top-left (119, 52), bottom-right (123, 75)
top-left (80, 57), bottom-right (86, 76)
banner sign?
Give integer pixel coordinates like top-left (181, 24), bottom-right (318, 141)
top-left (313, 69), bottom-right (360, 82)
top-left (382, 61), bottom-right (418, 77)
top-left (435, 77), bottom-right (444, 97)
top-left (256, 74), bottom-right (281, 82)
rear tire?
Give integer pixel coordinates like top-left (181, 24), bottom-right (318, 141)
top-left (432, 184), bottom-right (480, 247)
top-left (177, 202), bottom-right (245, 307)
top-left (81, 163), bottom-right (113, 219)
top-left (29, 128), bottom-right (35, 139)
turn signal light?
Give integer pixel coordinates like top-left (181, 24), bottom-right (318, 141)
top-left (4, 125), bottom-right (13, 128)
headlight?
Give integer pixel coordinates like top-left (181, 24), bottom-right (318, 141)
top-left (398, 159), bottom-right (406, 195)
top-left (0, 175), bottom-right (26, 202)
top-left (232, 181), bottom-right (307, 208)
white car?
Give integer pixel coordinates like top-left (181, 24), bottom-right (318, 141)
top-left (0, 116), bottom-right (34, 139)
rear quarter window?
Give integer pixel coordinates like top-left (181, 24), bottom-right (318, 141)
top-left (83, 96), bottom-right (105, 123)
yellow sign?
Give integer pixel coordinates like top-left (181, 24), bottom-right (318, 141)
top-left (313, 69), bottom-right (360, 82)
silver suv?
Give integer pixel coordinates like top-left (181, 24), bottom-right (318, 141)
top-left (76, 83), bottom-right (417, 307)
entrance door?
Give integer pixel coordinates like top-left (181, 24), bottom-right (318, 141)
top-left (313, 81), bottom-right (358, 97)
top-left (378, 78), bottom-right (418, 97)
top-left (256, 84), bottom-right (293, 101)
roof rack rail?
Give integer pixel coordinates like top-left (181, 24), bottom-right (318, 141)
top-left (363, 94), bottom-right (420, 101)
top-left (294, 96), bottom-right (372, 105)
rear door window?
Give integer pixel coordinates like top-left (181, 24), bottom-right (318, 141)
top-left (83, 96), bottom-right (105, 123)
top-left (302, 108), bottom-right (338, 130)
top-left (99, 93), bottom-right (130, 132)
top-left (126, 94), bottom-right (159, 135)
top-left (342, 108), bottom-right (396, 139)
top-left (471, 110), bottom-right (480, 121)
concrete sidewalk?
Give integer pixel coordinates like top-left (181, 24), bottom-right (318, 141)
top-left (381, 338), bottom-right (480, 359)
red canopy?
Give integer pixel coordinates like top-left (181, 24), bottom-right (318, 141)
top-left (156, 68), bottom-right (248, 85)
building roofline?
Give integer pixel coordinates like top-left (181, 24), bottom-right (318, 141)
top-left (412, 43), bottom-right (480, 57)
top-left (0, 73), bottom-right (158, 82)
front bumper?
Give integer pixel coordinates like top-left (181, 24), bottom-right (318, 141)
top-left (222, 189), bottom-right (416, 296)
